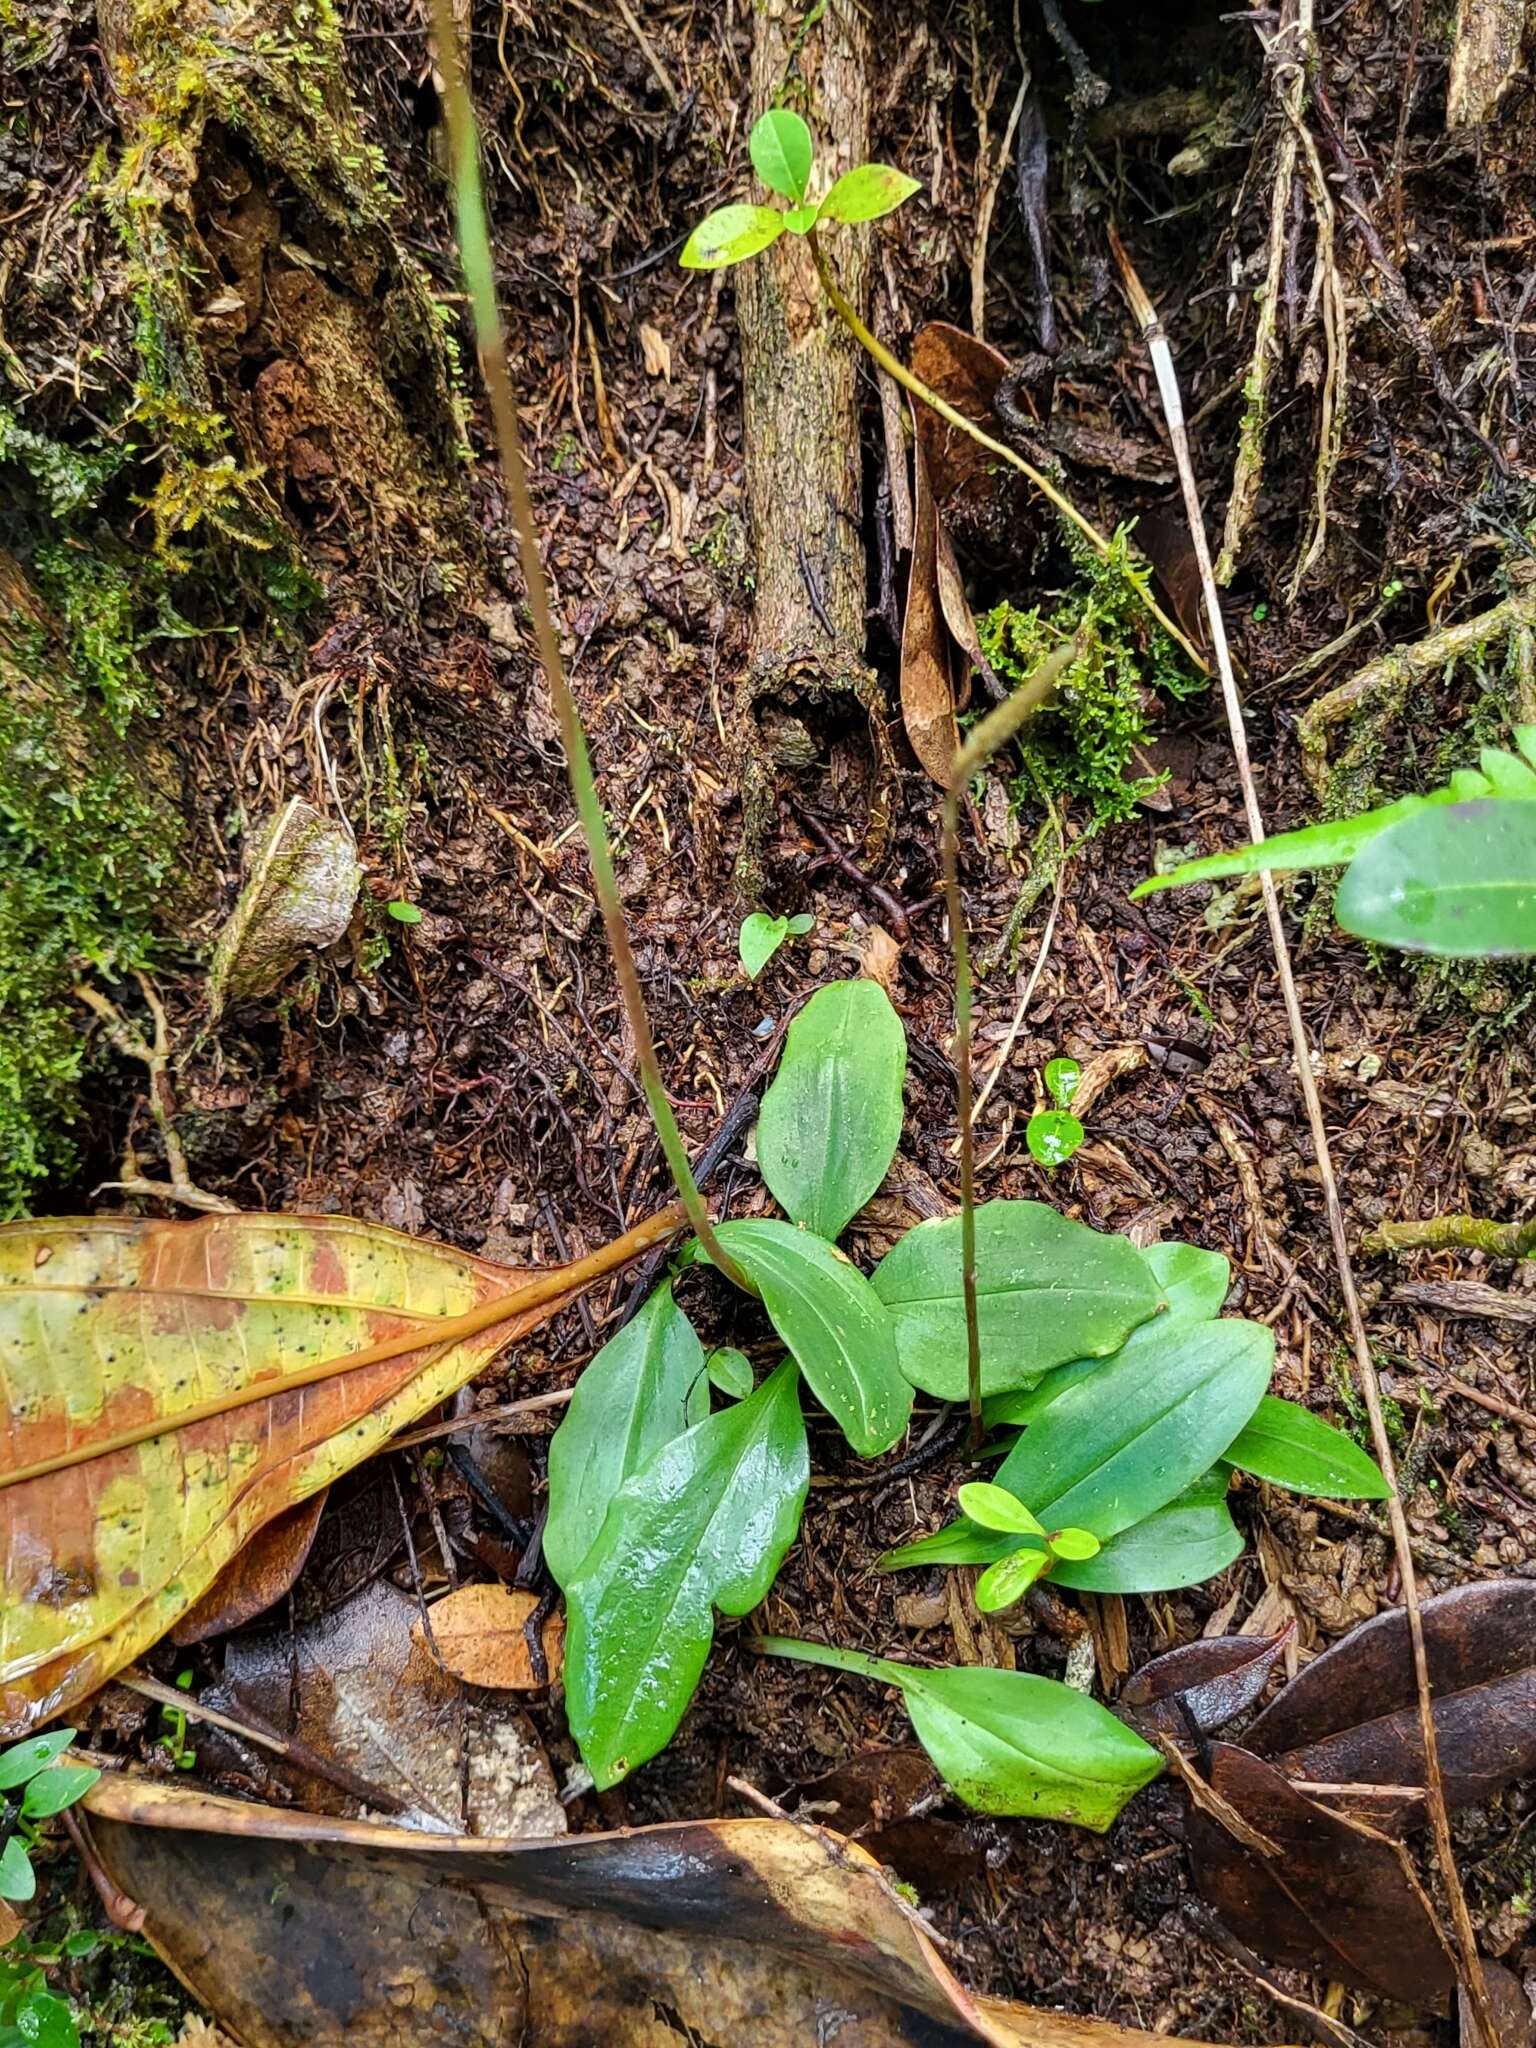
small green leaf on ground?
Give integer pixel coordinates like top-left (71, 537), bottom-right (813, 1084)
top-left (0, 1837), bottom-right (36, 1902)
top-left (817, 165), bottom-right (922, 225)
top-left (386, 900), bottom-right (423, 924)
top-left (738, 912), bottom-right (789, 978)
top-left (709, 1219), bottom-right (912, 1455)
top-left (757, 979), bottom-right (906, 1239)
top-left (0, 1731), bottom-right (76, 1789)
top-left (706, 1347), bottom-right (754, 1400)
top-left (564, 1362), bottom-right (809, 1789)
top-left (1223, 1395), bottom-right (1390, 1499)
top-left (1044, 1057), bottom-right (1081, 1107)
top-left (680, 205), bottom-right (787, 271)
top-left (749, 109), bottom-right (813, 201)
top-left (544, 1280), bottom-right (702, 1588)
top-left (1026, 1109), bottom-right (1083, 1167)
top-left (871, 1199), bottom-right (1162, 1399)
top-left (19, 1762), bottom-right (99, 1818)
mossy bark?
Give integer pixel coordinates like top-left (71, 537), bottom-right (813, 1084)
top-left (734, 0), bottom-right (889, 892)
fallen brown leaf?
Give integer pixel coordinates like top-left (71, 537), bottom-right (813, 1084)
top-left (413, 1582), bottom-right (564, 1691)
top-left (172, 1493), bottom-right (329, 1647)
top-left (900, 437), bottom-right (960, 786)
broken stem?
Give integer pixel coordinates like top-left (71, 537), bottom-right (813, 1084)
top-left (806, 229), bottom-right (1206, 675)
top-left (1108, 222), bottom-right (1498, 2048)
top-left (942, 638), bottom-right (1085, 1445)
top-left (430, 0), bottom-right (756, 1299)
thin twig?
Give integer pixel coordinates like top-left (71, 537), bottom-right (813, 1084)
top-left (963, 866), bottom-right (1064, 1140)
top-left (804, 230), bottom-right (1207, 675)
top-left (429, 0), bottom-right (756, 1300)
top-left (1108, 224), bottom-right (1498, 2048)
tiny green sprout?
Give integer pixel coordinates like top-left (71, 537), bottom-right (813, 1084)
top-left (680, 110), bottom-right (919, 271)
top-left (1251, 601), bottom-right (1269, 622)
top-left (0, 1729), bottom-right (101, 1903)
top-left (957, 1482), bottom-right (1100, 1613)
top-left (386, 899), bottom-right (423, 924)
top-left (738, 909), bottom-right (815, 979)
top-left (1027, 1057), bottom-right (1084, 1169)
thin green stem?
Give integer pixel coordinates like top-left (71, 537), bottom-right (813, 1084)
top-left (805, 231), bottom-right (1207, 677)
top-left (746, 1635), bottom-right (907, 1688)
top-left (430, 0), bottom-right (755, 1297)
top-left (942, 637), bottom-right (1086, 1446)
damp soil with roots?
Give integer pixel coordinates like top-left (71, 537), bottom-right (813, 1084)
top-left (4, 0), bottom-right (1536, 2038)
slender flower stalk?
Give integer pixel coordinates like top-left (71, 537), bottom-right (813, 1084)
top-left (429, 0), bottom-right (755, 1295)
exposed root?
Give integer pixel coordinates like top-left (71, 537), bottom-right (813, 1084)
top-left (1363, 1212), bottom-right (1536, 1258)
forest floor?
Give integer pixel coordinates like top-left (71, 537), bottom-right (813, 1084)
top-left (15, 0), bottom-right (1536, 2040)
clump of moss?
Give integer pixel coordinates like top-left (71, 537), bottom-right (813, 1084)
top-left (978, 527), bottom-right (1204, 828)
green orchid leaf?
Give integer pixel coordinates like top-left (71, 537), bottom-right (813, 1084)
top-left (565, 1361), bottom-right (809, 1789)
top-left (1223, 1395), bottom-right (1390, 1499)
top-left (684, 1370), bottom-right (712, 1426)
top-left (1026, 1109), bottom-right (1083, 1167)
top-left (751, 1637), bottom-right (1161, 1829)
top-left (871, 1199), bottom-right (1162, 1399)
top-left (738, 912), bottom-right (790, 978)
top-left (1335, 798), bottom-right (1536, 958)
top-left (544, 1280), bottom-right (702, 1588)
top-left (750, 108), bottom-right (813, 201)
top-left (705, 1346), bottom-right (754, 1400)
top-left (974, 1547), bottom-right (1047, 1611)
top-left (1477, 745), bottom-right (1536, 796)
top-left (757, 979), bottom-right (906, 1239)
top-left (816, 164), bottom-right (922, 225)
top-left (0, 1729), bottom-right (76, 1790)
top-left (1047, 1527), bottom-right (1101, 1561)
top-left (0, 1838), bottom-right (35, 1903)
top-left (1131, 793), bottom-right (1444, 899)
top-left (1050, 1471), bottom-right (1243, 1593)
top-left (957, 1481), bottom-right (1045, 1536)
top-left (993, 1318), bottom-right (1274, 1538)
top-left (878, 1517), bottom-right (1026, 1571)
top-left (1044, 1057), bottom-right (1081, 1108)
top-left (680, 204), bottom-right (786, 271)
top-left (19, 1763), bottom-right (99, 1819)
top-left (709, 1219), bottom-right (911, 1455)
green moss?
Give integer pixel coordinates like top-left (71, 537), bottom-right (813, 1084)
top-left (978, 527), bottom-right (1203, 829)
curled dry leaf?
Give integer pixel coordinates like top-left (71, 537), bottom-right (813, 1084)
top-left (85, 1773), bottom-right (1236, 2048)
top-left (900, 436), bottom-right (960, 787)
top-left (208, 798), bottom-right (361, 1011)
top-left (1184, 1743), bottom-right (1457, 2013)
top-left (0, 1206), bottom-right (677, 1733)
top-left (908, 324), bottom-right (1027, 559)
top-left (413, 1583), bottom-right (565, 1692)
top-left (1246, 1580), bottom-right (1536, 1827)
top-left (171, 1493), bottom-right (329, 1648)
top-left (1119, 1627), bottom-right (1294, 1741)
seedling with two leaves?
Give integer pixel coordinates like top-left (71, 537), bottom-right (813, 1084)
top-left (738, 910), bottom-right (814, 980)
top-left (0, 1732), bottom-right (99, 1904)
top-left (956, 1481), bottom-right (1099, 1610)
top-left (1025, 1055), bottom-right (1083, 1169)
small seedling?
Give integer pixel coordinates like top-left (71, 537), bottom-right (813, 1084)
top-left (957, 1482), bottom-right (1100, 1611)
top-left (386, 899), bottom-right (423, 924)
top-left (0, 1731), bottom-right (101, 1904)
top-left (155, 1670), bottom-right (196, 1771)
top-left (1026, 1056), bottom-right (1084, 1168)
top-left (680, 110), bottom-right (919, 271)
top-left (738, 910), bottom-right (814, 979)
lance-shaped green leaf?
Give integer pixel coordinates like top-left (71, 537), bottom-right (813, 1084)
top-left (1132, 794), bottom-right (1442, 899)
top-left (565, 1362), bottom-right (809, 1789)
top-left (709, 1219), bottom-right (911, 1455)
top-left (1223, 1395), bottom-right (1390, 1499)
top-left (544, 1280), bottom-right (702, 1588)
top-left (1051, 1470), bottom-right (1243, 1593)
top-left (750, 1637), bottom-right (1161, 1829)
top-left (680, 204), bottom-right (786, 271)
top-left (749, 108), bottom-right (813, 201)
top-left (757, 979), bottom-right (906, 1239)
top-left (993, 1318), bottom-right (1273, 1538)
top-left (817, 165), bottom-right (922, 225)
top-left (1336, 798), bottom-right (1536, 957)
top-left (871, 1200), bottom-right (1162, 1399)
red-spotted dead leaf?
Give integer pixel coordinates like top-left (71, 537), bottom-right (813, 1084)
top-left (1119, 1627), bottom-right (1294, 1741)
top-left (1246, 1580), bottom-right (1536, 1827)
top-left (901, 436), bottom-right (959, 786)
top-left (1185, 1743), bottom-right (1456, 2013)
top-left (0, 1206), bottom-right (678, 1733)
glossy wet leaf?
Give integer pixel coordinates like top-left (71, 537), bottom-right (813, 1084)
top-left (1119, 1627), bottom-right (1294, 1740)
top-left (19, 1763), bottom-right (99, 1818)
top-left (0, 1207), bottom-right (676, 1733)
top-left (1223, 1395), bottom-right (1390, 1498)
top-left (1185, 1743), bottom-right (1455, 2011)
top-left (957, 1482), bottom-right (1043, 1536)
top-left (5, 1989), bottom-right (75, 2048)
top-left (752, 1638), bottom-right (1161, 1830)
top-left (738, 911), bottom-right (789, 978)
top-left (817, 164), bottom-right (921, 225)
top-left (749, 108), bottom-right (812, 201)
top-left (992, 1318), bottom-right (1273, 1539)
top-left (1050, 1473), bottom-right (1244, 1594)
top-left (1044, 1058), bottom-right (1081, 1108)
top-left (1047, 1527), bottom-right (1100, 1561)
top-left (544, 1280), bottom-right (701, 1588)
top-left (1025, 1109), bottom-right (1083, 1167)
top-left (0, 1840), bottom-right (34, 1903)
top-left (710, 1219), bottom-right (911, 1455)
top-left (679, 204), bottom-right (786, 271)
top-left (1247, 1579), bottom-right (1536, 1822)
top-left (565, 1361), bottom-right (809, 1789)
top-left (757, 980), bottom-right (906, 1239)
top-left (1336, 798), bottom-right (1536, 957)
top-left (706, 1347), bottom-right (753, 1400)
top-left (871, 1199), bottom-right (1162, 1399)
top-left (0, 1731), bottom-right (76, 1789)
top-left (974, 1548), bottom-right (1047, 1611)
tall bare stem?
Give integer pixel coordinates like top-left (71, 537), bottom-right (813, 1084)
top-left (430, 1), bottom-right (754, 1296)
